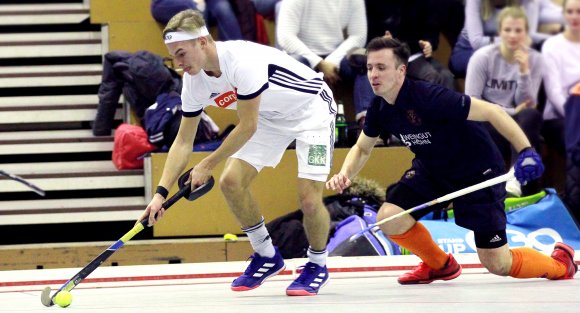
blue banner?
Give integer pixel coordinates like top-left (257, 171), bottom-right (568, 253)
top-left (420, 189), bottom-right (580, 254)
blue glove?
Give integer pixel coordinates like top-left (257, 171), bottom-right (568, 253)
top-left (514, 147), bottom-right (544, 185)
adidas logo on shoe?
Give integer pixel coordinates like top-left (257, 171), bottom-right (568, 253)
top-left (489, 235), bottom-right (502, 243)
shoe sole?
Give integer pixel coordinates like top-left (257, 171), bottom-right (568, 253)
top-left (286, 277), bottom-right (330, 296)
top-left (231, 265), bottom-right (286, 292)
top-left (398, 266), bottom-right (463, 285)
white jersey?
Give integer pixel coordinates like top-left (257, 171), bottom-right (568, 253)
top-left (181, 41), bottom-right (328, 120)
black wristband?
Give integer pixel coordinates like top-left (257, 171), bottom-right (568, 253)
top-left (156, 186), bottom-right (169, 198)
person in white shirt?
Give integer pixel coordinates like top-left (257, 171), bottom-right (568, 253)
top-left (138, 9), bottom-right (335, 296)
top-left (276, 0), bottom-right (370, 122)
top-left (541, 0), bottom-right (580, 157)
top-left (449, 0), bottom-right (563, 78)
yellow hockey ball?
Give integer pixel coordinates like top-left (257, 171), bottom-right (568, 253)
top-left (223, 233), bottom-right (238, 241)
top-left (54, 290), bottom-right (73, 308)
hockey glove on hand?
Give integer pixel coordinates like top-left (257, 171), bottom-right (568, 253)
top-left (514, 147), bottom-right (544, 185)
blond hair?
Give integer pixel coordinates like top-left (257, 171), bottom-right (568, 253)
top-left (163, 9), bottom-right (213, 42)
top-left (497, 6), bottom-right (529, 32)
top-left (481, 0), bottom-right (520, 21)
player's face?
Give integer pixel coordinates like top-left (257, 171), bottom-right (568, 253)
top-left (366, 49), bottom-right (405, 98)
top-left (167, 39), bottom-right (205, 75)
top-left (499, 17), bottom-right (528, 51)
top-left (565, 0), bottom-right (580, 31)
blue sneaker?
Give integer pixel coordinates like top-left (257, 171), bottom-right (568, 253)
top-left (286, 262), bottom-right (329, 296)
top-left (231, 248), bottom-right (285, 291)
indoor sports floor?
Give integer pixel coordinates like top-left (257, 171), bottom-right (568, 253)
top-left (1, 254), bottom-right (578, 313)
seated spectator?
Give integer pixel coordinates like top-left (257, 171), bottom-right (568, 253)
top-left (276, 0), bottom-right (370, 123)
top-left (434, 0), bottom-right (466, 48)
top-left (344, 0), bottom-right (458, 129)
top-left (465, 6), bottom-right (545, 195)
top-left (151, 0), bottom-right (243, 41)
top-left (450, 0), bottom-right (563, 78)
top-left (541, 0), bottom-right (580, 157)
top-left (364, 0), bottom-right (455, 92)
top-left (251, 0), bottom-right (283, 20)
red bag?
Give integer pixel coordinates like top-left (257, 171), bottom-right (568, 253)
top-left (112, 124), bottom-right (156, 170)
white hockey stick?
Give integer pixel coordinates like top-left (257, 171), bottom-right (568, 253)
top-left (349, 169), bottom-right (515, 242)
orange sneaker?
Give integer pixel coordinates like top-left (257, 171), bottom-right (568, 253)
top-left (398, 254), bottom-right (462, 285)
top-left (549, 242), bottom-right (578, 280)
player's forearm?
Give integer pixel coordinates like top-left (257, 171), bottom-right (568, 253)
top-left (488, 106), bottom-right (531, 153)
top-left (341, 144), bottom-right (372, 179)
top-left (158, 138), bottom-right (194, 191)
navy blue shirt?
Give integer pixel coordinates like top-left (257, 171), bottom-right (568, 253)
top-left (364, 79), bottom-right (505, 180)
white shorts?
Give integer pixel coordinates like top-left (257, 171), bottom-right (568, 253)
top-left (231, 88), bottom-right (337, 182)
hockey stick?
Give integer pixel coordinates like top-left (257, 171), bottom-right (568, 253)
top-left (349, 169), bottom-right (514, 242)
top-left (0, 169), bottom-right (45, 197)
top-left (40, 176), bottom-right (215, 307)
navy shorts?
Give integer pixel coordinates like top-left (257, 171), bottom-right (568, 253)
top-left (385, 163), bottom-right (507, 232)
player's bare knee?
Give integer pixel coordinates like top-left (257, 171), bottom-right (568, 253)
top-left (219, 172), bottom-right (243, 195)
top-left (377, 203), bottom-right (409, 235)
top-left (481, 259), bottom-right (511, 276)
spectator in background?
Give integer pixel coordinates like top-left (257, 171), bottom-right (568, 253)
top-left (151, 0), bottom-right (243, 41)
top-left (365, 0), bottom-right (455, 91)
top-left (449, 0), bottom-right (563, 78)
top-left (465, 6), bottom-right (549, 196)
top-left (276, 0), bottom-right (369, 123)
top-left (348, 0), bottom-right (455, 128)
top-left (251, 0), bottom-right (283, 20)
top-left (434, 0), bottom-right (466, 48)
top-left (541, 0), bottom-right (580, 157)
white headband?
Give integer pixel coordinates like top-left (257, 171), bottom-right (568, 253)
top-left (164, 27), bottom-right (210, 44)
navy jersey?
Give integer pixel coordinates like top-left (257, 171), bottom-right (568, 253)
top-left (364, 79), bottom-right (505, 180)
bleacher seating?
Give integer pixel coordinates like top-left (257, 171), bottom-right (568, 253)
top-left (0, 1), bottom-right (146, 233)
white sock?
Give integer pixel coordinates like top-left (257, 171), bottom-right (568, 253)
top-left (243, 217), bottom-right (276, 258)
top-left (307, 247), bottom-right (328, 267)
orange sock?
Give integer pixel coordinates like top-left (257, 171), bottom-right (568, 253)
top-left (509, 247), bottom-right (566, 279)
top-left (388, 222), bottom-right (448, 270)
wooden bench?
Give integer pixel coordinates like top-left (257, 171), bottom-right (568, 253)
top-left (0, 238), bottom-right (252, 270)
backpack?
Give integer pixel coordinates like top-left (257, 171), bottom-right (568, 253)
top-left (265, 210), bottom-right (309, 259)
top-left (143, 92), bottom-right (182, 147)
top-left (112, 124), bottom-right (156, 170)
top-left (143, 92), bottom-right (220, 148)
top-left (327, 208), bottom-right (400, 256)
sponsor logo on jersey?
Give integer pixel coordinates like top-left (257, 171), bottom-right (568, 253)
top-left (214, 90), bottom-right (237, 108)
top-left (210, 92), bottom-right (220, 98)
top-left (399, 132), bottom-right (432, 147)
top-left (307, 145), bottom-right (327, 166)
